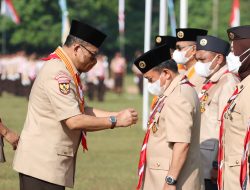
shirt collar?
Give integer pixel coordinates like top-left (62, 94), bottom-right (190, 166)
top-left (56, 46), bottom-right (80, 75)
top-left (209, 65), bottom-right (228, 83)
top-left (163, 74), bottom-right (183, 97)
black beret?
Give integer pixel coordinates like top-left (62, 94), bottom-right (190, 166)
top-left (154, 35), bottom-right (176, 49)
top-left (69, 20), bottom-right (107, 48)
top-left (196, 35), bottom-right (230, 56)
top-left (227, 25), bottom-right (250, 40)
top-left (133, 44), bottom-right (171, 74)
top-left (176, 28), bottom-right (208, 42)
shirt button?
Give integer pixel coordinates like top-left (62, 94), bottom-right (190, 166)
top-left (236, 160), bottom-right (239, 164)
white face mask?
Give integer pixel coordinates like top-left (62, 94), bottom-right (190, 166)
top-left (172, 46), bottom-right (193, 65)
top-left (226, 48), bottom-right (250, 74)
top-left (147, 75), bottom-right (165, 96)
top-left (195, 55), bottom-right (218, 78)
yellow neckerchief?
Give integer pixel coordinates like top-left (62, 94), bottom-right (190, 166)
top-left (187, 66), bottom-right (195, 79)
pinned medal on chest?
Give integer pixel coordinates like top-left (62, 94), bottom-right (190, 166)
top-left (149, 98), bottom-right (166, 134)
top-left (55, 72), bottom-right (71, 95)
top-left (152, 123), bottom-right (158, 133)
top-left (199, 90), bottom-right (209, 113)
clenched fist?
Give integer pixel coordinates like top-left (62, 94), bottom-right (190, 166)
top-left (116, 108), bottom-right (138, 127)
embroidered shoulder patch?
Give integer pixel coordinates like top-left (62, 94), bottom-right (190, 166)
top-left (55, 72), bottom-right (71, 95)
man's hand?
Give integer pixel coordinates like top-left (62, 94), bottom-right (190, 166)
top-left (163, 183), bottom-right (176, 190)
top-left (4, 130), bottom-right (19, 150)
top-left (116, 108), bottom-right (138, 127)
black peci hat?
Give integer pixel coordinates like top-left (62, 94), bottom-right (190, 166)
top-left (176, 28), bottom-right (208, 42)
top-left (134, 44), bottom-right (171, 74)
top-left (196, 35), bottom-right (230, 56)
top-left (155, 35), bottom-right (176, 49)
top-left (227, 25), bottom-right (250, 40)
top-left (69, 20), bottom-right (107, 48)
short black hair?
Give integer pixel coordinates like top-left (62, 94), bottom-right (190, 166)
top-left (152, 59), bottom-right (178, 73)
top-left (64, 35), bottom-right (88, 47)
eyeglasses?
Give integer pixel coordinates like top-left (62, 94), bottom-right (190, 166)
top-left (79, 44), bottom-right (98, 58)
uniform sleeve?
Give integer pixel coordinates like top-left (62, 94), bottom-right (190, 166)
top-left (44, 70), bottom-right (82, 121)
top-left (164, 94), bottom-right (194, 143)
top-left (242, 86), bottom-right (250, 131)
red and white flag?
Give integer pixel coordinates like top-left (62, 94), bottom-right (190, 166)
top-left (1, 0), bottom-right (20, 24)
top-left (118, 0), bottom-right (125, 33)
top-left (229, 0), bottom-right (240, 27)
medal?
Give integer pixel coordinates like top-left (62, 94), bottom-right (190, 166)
top-left (152, 124), bottom-right (158, 133)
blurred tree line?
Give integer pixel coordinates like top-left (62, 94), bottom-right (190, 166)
top-left (0, 0), bottom-right (249, 61)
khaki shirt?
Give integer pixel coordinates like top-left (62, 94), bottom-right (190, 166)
top-left (186, 65), bottom-right (205, 93)
top-left (143, 75), bottom-right (202, 190)
top-left (199, 65), bottom-right (240, 179)
top-left (13, 47), bottom-right (82, 188)
top-left (222, 75), bottom-right (250, 190)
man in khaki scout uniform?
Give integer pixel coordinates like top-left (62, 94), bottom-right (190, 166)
top-left (217, 26), bottom-right (250, 190)
top-left (13, 20), bottom-right (138, 190)
top-left (134, 44), bottom-right (202, 190)
top-left (194, 35), bottom-right (240, 190)
top-left (172, 28), bottom-right (207, 92)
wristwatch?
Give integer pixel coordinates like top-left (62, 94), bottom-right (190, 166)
top-left (109, 116), bottom-right (117, 129)
top-left (165, 176), bottom-right (177, 185)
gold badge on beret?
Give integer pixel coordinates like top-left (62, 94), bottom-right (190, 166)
top-left (177, 31), bottom-right (184, 39)
top-left (229, 32), bottom-right (235, 40)
top-left (156, 36), bottom-right (162, 43)
top-left (200, 39), bottom-right (207, 46)
top-left (139, 61), bottom-right (146, 69)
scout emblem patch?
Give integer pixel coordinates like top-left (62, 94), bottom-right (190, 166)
top-left (55, 72), bottom-right (71, 95)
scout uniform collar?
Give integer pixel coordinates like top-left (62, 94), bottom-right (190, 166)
top-left (209, 65), bottom-right (228, 83)
top-left (237, 74), bottom-right (250, 91)
top-left (163, 74), bottom-right (183, 97)
top-left (56, 46), bottom-right (80, 75)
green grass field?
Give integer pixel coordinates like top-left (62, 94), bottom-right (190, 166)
top-left (0, 76), bottom-right (146, 190)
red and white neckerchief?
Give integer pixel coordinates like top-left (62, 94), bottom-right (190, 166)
top-left (180, 75), bottom-right (195, 87)
top-left (240, 119), bottom-right (250, 190)
top-left (218, 86), bottom-right (242, 190)
top-left (136, 96), bottom-right (166, 190)
top-left (198, 81), bottom-right (216, 100)
top-left (43, 48), bottom-right (88, 151)
top-left (198, 70), bottom-right (230, 100)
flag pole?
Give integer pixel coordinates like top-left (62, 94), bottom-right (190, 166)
top-left (180, 0), bottom-right (188, 28)
top-left (118, 0), bottom-right (125, 56)
top-left (159, 0), bottom-right (168, 35)
top-left (1, 16), bottom-right (6, 54)
top-left (142, 0), bottom-right (152, 130)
